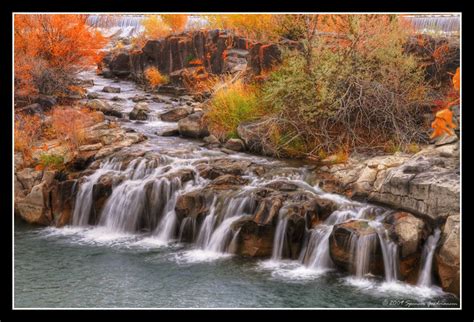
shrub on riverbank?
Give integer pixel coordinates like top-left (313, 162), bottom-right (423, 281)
top-left (259, 15), bottom-right (432, 158)
top-left (144, 67), bottom-right (169, 89)
top-left (14, 15), bottom-right (106, 98)
top-left (205, 82), bottom-right (266, 140)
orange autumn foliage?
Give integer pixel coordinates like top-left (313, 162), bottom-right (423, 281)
top-left (160, 14), bottom-right (188, 34)
top-left (144, 67), bottom-right (169, 89)
top-left (14, 113), bottom-right (42, 160)
top-left (14, 14), bottom-right (106, 96)
top-left (431, 67), bottom-right (460, 139)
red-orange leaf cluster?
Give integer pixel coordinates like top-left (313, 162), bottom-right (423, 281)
top-left (431, 67), bottom-right (460, 139)
top-left (14, 14), bottom-right (106, 96)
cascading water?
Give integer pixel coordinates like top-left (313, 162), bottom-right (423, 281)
top-left (271, 210), bottom-right (288, 261)
top-left (371, 221), bottom-right (400, 282)
top-left (350, 231), bottom-right (378, 278)
top-left (72, 159), bottom-right (122, 226)
top-left (417, 229), bottom-right (441, 287)
top-left (300, 225), bottom-right (334, 270)
top-left (199, 196), bottom-right (253, 254)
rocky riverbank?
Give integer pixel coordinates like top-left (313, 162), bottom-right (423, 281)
top-left (14, 30), bottom-right (461, 298)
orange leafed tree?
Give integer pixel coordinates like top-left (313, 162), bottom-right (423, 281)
top-left (160, 14), bottom-right (188, 34)
top-left (14, 14), bottom-right (106, 97)
top-left (431, 67), bottom-right (460, 139)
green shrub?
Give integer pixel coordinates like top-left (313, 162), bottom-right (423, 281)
top-left (39, 153), bottom-right (65, 170)
top-left (205, 82), bottom-right (266, 140)
top-left (261, 16), bottom-right (431, 157)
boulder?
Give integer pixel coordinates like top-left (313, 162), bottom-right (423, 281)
top-left (87, 99), bottom-right (122, 118)
top-left (129, 102), bottom-right (150, 121)
top-left (203, 135), bottom-right (220, 145)
top-left (383, 211), bottom-right (427, 282)
top-left (237, 121), bottom-right (276, 156)
top-left (160, 107), bottom-right (191, 122)
top-left (178, 112), bottom-right (210, 138)
top-left (102, 86), bottom-right (121, 93)
top-left (16, 168), bottom-right (43, 192)
top-left (159, 128), bottom-right (180, 137)
top-left (130, 95), bottom-right (148, 102)
top-left (224, 138), bottom-right (245, 152)
top-left (109, 52), bottom-right (131, 77)
top-left (175, 190), bottom-right (214, 224)
top-left (87, 92), bottom-right (101, 99)
top-left (435, 215), bottom-right (460, 297)
top-left (230, 217), bottom-right (274, 258)
top-left (50, 179), bottom-right (77, 227)
top-left (329, 220), bottom-right (384, 276)
top-left (16, 182), bottom-right (52, 225)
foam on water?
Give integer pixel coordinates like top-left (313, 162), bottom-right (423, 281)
top-left (173, 249), bottom-right (233, 264)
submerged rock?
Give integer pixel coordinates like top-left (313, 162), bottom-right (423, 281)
top-left (160, 107), bottom-right (191, 122)
top-left (102, 86), bottom-right (121, 93)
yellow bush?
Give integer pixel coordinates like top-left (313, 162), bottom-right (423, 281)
top-left (144, 67), bottom-right (169, 89)
top-left (141, 15), bottom-right (170, 39)
top-left (206, 81), bottom-right (265, 140)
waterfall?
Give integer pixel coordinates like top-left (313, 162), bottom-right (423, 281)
top-left (195, 198), bottom-right (217, 247)
top-left (72, 159), bottom-right (122, 226)
top-left (350, 232), bottom-right (378, 278)
top-left (271, 210), bottom-right (288, 261)
top-left (199, 196), bottom-right (253, 254)
top-left (300, 225), bottom-right (334, 270)
top-left (371, 222), bottom-right (400, 282)
top-left (417, 229), bottom-right (441, 287)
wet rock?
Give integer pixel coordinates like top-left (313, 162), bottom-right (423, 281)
top-left (224, 138), bottom-right (245, 152)
top-left (90, 174), bottom-right (114, 225)
top-left (87, 92), bottom-right (101, 99)
top-left (384, 212), bottom-right (426, 258)
top-left (86, 99), bottom-right (122, 118)
top-left (436, 215), bottom-right (460, 297)
top-left (130, 95), bottom-right (148, 102)
top-left (129, 102), bottom-right (150, 121)
top-left (159, 128), bottom-right (180, 137)
top-left (329, 220), bottom-right (384, 275)
top-left (50, 179), bottom-right (77, 227)
top-left (303, 196), bottom-right (338, 228)
top-left (209, 174), bottom-right (249, 189)
top-left (230, 217), bottom-right (274, 257)
top-left (264, 180), bottom-right (299, 192)
top-left (111, 96), bottom-right (126, 102)
top-left (383, 211), bottom-right (427, 282)
top-left (175, 190), bottom-right (214, 224)
top-left (160, 107), bottom-right (191, 122)
top-left (253, 196), bottom-right (283, 226)
top-left (178, 112), bottom-right (209, 138)
top-left (102, 86), bottom-right (121, 93)
top-left (196, 158), bottom-right (252, 179)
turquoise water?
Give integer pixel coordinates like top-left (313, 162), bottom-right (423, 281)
top-left (14, 221), bottom-right (460, 308)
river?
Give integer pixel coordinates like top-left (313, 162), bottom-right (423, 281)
top-left (14, 72), bottom-right (460, 308)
